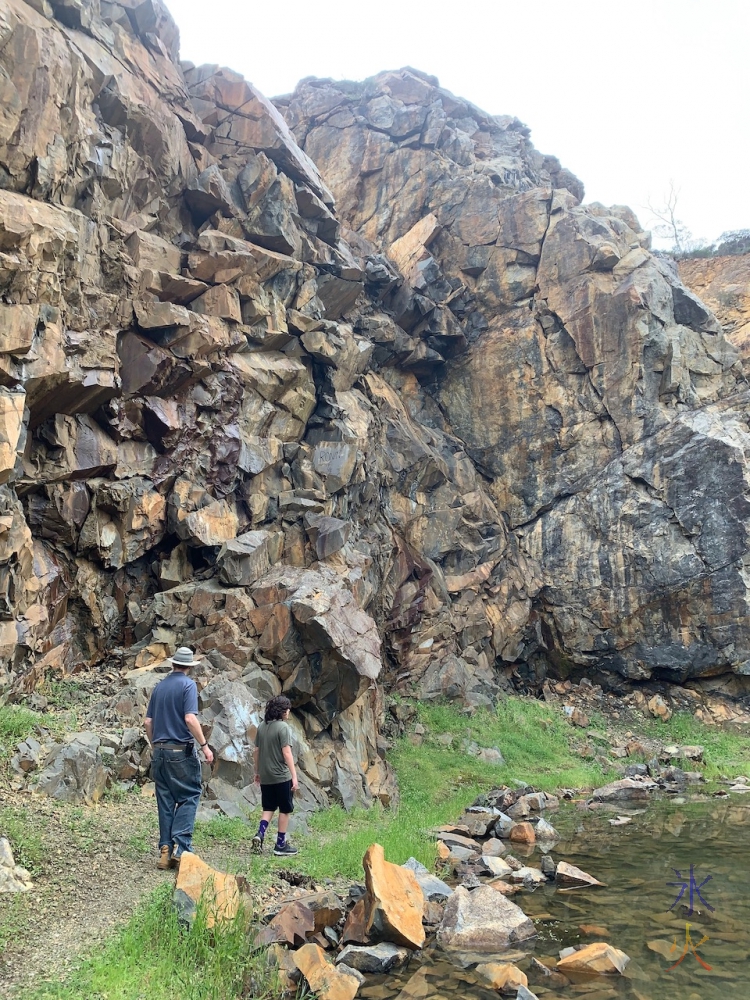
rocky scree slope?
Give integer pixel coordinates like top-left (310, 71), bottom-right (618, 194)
top-left (0, 0), bottom-right (748, 812)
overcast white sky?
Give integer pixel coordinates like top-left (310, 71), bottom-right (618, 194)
top-left (168, 0), bottom-right (749, 247)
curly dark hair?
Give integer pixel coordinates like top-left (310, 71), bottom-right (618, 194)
top-left (264, 695), bottom-right (292, 723)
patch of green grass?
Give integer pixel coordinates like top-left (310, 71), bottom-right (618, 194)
top-left (194, 815), bottom-right (257, 846)
top-left (0, 805), bottom-right (47, 875)
top-left (414, 698), bottom-right (611, 791)
top-left (0, 704), bottom-right (40, 765)
top-left (0, 892), bottom-right (27, 958)
top-left (643, 710), bottom-right (750, 779)
top-left (102, 782), bottom-right (130, 804)
top-left (0, 704), bottom-right (71, 780)
top-left (36, 677), bottom-right (89, 711)
top-left (125, 828), bottom-right (152, 859)
top-left (19, 883), bottom-right (284, 1000)
top-left (256, 698), bottom-right (616, 883)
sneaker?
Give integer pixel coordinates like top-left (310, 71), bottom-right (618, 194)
top-left (273, 842), bottom-right (299, 857)
top-left (251, 835), bottom-right (264, 855)
top-left (157, 846), bottom-right (172, 871)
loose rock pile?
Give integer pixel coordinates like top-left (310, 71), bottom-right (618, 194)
top-left (191, 808), bottom-right (634, 998)
top-left (9, 726), bottom-right (149, 803)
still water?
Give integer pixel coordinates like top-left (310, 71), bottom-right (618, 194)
top-left (360, 794), bottom-right (750, 1000)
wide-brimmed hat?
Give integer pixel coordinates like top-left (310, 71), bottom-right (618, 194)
top-left (170, 646), bottom-right (202, 667)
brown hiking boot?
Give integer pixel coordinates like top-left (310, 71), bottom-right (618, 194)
top-left (157, 846), bottom-right (172, 870)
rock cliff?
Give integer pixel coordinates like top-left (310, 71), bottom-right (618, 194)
top-left (679, 253), bottom-right (750, 362)
top-left (0, 0), bottom-right (749, 809)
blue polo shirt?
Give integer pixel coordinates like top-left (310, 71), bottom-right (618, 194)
top-left (146, 671), bottom-right (199, 743)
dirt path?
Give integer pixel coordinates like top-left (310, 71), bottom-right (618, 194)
top-left (0, 795), bottom-right (157, 995)
top-left (0, 794), bottom-right (264, 997)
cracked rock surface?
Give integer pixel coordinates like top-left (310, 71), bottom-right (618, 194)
top-left (0, 0), bottom-right (748, 811)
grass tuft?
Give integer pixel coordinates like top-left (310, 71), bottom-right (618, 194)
top-left (194, 815), bottom-right (257, 846)
top-left (642, 710), bottom-right (750, 778)
top-left (0, 805), bottom-right (46, 875)
top-left (21, 882), bottom-right (283, 1000)
top-left (0, 704), bottom-right (40, 762)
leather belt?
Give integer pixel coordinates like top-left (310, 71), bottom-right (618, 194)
top-left (154, 741), bottom-right (192, 749)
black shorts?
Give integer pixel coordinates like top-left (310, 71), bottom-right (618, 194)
top-left (261, 780), bottom-right (294, 814)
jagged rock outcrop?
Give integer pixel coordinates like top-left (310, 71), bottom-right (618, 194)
top-left (0, 0), bottom-right (749, 816)
top-left (281, 71), bottom-right (749, 685)
top-left (679, 253), bottom-right (750, 361)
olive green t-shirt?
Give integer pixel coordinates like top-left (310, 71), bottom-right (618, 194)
top-left (255, 720), bottom-right (292, 785)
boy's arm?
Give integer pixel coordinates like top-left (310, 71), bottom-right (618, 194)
top-left (253, 746), bottom-right (261, 784)
top-left (282, 744), bottom-right (298, 791)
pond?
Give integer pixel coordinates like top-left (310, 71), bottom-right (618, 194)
top-left (358, 792), bottom-right (750, 999)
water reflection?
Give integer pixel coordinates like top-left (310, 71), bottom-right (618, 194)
top-left (360, 796), bottom-right (750, 999)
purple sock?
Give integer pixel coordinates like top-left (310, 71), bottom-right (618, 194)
top-left (276, 831), bottom-right (286, 848)
top-left (258, 820), bottom-right (269, 840)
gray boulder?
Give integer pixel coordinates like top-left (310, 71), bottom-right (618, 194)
top-left (10, 736), bottom-right (43, 775)
top-left (336, 942), bottom-right (411, 974)
top-left (217, 529), bottom-right (280, 586)
top-left (517, 988), bottom-right (540, 1000)
top-left (402, 858), bottom-right (453, 902)
top-left (493, 812), bottom-right (515, 838)
top-left (591, 777), bottom-right (658, 801)
top-left (198, 678), bottom-right (263, 786)
top-left (35, 734), bottom-right (109, 804)
top-left (436, 885), bottom-right (536, 952)
top-left (535, 817), bottom-right (560, 841)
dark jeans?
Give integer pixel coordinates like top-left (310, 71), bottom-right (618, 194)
top-left (151, 746), bottom-right (202, 856)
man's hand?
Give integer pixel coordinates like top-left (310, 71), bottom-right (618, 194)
top-left (292, 776), bottom-right (299, 792)
top-left (254, 773), bottom-right (261, 785)
top-left (202, 745), bottom-right (214, 765)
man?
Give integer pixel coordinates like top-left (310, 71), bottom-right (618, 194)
top-left (144, 646), bottom-right (214, 870)
top-left (251, 695), bottom-right (299, 856)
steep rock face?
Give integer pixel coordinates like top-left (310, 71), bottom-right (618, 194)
top-left (0, 0), bottom-right (748, 811)
top-left (679, 253), bottom-right (750, 362)
top-left (282, 71), bottom-right (749, 684)
top-left (0, 0), bottom-right (546, 812)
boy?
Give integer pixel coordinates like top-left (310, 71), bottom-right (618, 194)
top-left (252, 695), bottom-right (299, 856)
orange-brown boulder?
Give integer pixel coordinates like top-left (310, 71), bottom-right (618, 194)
top-left (295, 889), bottom-right (346, 932)
top-left (253, 900), bottom-right (315, 947)
top-left (509, 822), bottom-right (536, 844)
top-left (487, 878), bottom-right (522, 897)
top-left (293, 942), bottom-right (360, 1000)
top-left (173, 852), bottom-right (243, 928)
top-left (556, 941), bottom-right (630, 974)
top-left (475, 962), bottom-right (528, 993)
top-left (363, 843), bottom-right (425, 949)
top-left (342, 898), bottom-right (369, 945)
